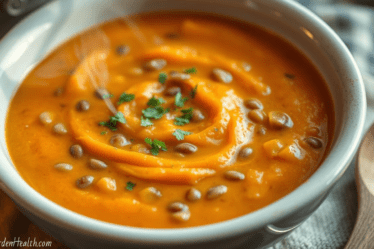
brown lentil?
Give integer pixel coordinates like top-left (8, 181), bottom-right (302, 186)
top-left (76, 175), bottom-right (94, 189)
top-left (305, 137), bottom-right (323, 149)
top-left (211, 68), bottom-right (233, 83)
top-left (238, 146), bottom-right (253, 159)
top-left (169, 71), bottom-right (191, 81)
top-left (268, 111), bottom-right (293, 129)
top-left (89, 158), bottom-right (107, 170)
top-left (116, 45), bottom-right (130, 56)
top-left (191, 109), bottom-right (205, 122)
top-left (110, 134), bottom-right (130, 147)
top-left (53, 123), bottom-right (67, 135)
top-left (165, 86), bottom-right (181, 96)
top-left (186, 188), bottom-right (201, 202)
top-left (54, 163), bottom-right (73, 172)
top-left (248, 109), bottom-right (267, 123)
top-left (129, 144), bottom-right (149, 154)
top-left (175, 143), bottom-right (198, 154)
top-left (75, 100), bottom-right (90, 112)
top-left (171, 210), bottom-right (191, 222)
top-left (54, 87), bottom-right (64, 97)
top-left (143, 59), bottom-right (167, 71)
top-left (244, 98), bottom-right (263, 110)
top-left (256, 125), bottom-right (267, 135)
top-left (206, 185), bottom-right (228, 200)
top-left (70, 144), bottom-right (83, 159)
top-left (224, 170), bottom-right (245, 181)
top-left (139, 187), bottom-right (162, 203)
top-left (168, 202), bottom-right (189, 212)
top-left (39, 112), bottom-right (53, 125)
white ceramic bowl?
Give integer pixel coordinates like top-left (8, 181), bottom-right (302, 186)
top-left (0, 0), bottom-right (366, 248)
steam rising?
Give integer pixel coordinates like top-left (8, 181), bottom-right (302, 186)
top-left (35, 15), bottom-right (152, 114)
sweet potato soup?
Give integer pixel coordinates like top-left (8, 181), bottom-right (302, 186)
top-left (6, 12), bottom-right (334, 228)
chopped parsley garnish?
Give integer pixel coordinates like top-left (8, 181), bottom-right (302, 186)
top-left (147, 96), bottom-right (165, 107)
top-left (142, 106), bottom-right (169, 119)
top-left (140, 96), bottom-right (168, 126)
top-left (102, 93), bottom-right (114, 99)
top-left (184, 67), bottom-right (197, 74)
top-left (190, 85), bottom-right (198, 99)
top-left (175, 92), bottom-right (188, 107)
top-left (100, 131), bottom-right (107, 135)
top-left (145, 138), bottom-right (167, 156)
top-left (181, 107), bottom-right (193, 114)
top-left (117, 93), bottom-right (135, 105)
top-left (173, 129), bottom-right (192, 140)
top-left (158, 72), bottom-right (167, 84)
top-left (99, 112), bottom-right (126, 131)
top-left (141, 116), bottom-right (153, 127)
top-left (125, 181), bottom-right (136, 191)
top-left (174, 107), bottom-right (193, 126)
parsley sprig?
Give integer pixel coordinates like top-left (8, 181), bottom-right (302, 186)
top-left (125, 181), bottom-right (136, 191)
top-left (99, 112), bottom-right (126, 131)
top-left (173, 129), bottom-right (192, 140)
top-left (174, 107), bottom-right (193, 126)
top-left (147, 96), bottom-right (166, 107)
top-left (184, 67), bottom-right (197, 74)
top-left (141, 116), bottom-right (153, 127)
top-left (190, 85), bottom-right (198, 99)
top-left (158, 72), bottom-right (167, 84)
top-left (117, 93), bottom-right (135, 105)
top-left (145, 138), bottom-right (167, 155)
top-left (141, 96), bottom-right (168, 127)
top-left (175, 92), bottom-right (188, 107)
top-left (142, 106), bottom-right (169, 120)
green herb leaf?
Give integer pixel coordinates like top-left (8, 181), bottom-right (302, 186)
top-left (117, 93), bottom-right (135, 105)
top-left (102, 93), bottom-right (114, 99)
top-left (141, 116), bottom-right (153, 127)
top-left (147, 96), bottom-right (166, 107)
top-left (184, 67), bottom-right (197, 74)
top-left (100, 131), bottom-right (107, 135)
top-left (99, 112), bottom-right (126, 131)
top-left (174, 108), bottom-right (193, 126)
top-left (158, 72), bottom-right (167, 84)
top-left (142, 106), bottom-right (169, 119)
top-left (181, 107), bottom-right (193, 114)
top-left (125, 181), bottom-right (136, 191)
top-left (190, 85), bottom-right (198, 99)
top-left (173, 129), bottom-right (192, 140)
top-left (99, 121), bottom-right (117, 131)
top-left (175, 92), bottom-right (188, 107)
top-left (145, 138), bottom-right (167, 156)
top-left (111, 112), bottom-right (126, 124)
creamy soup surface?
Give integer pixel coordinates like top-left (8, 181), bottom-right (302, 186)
top-left (6, 12), bottom-right (334, 228)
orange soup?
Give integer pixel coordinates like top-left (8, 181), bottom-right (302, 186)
top-left (5, 12), bottom-right (334, 228)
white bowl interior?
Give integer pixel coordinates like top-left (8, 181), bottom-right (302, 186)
top-left (0, 0), bottom-right (366, 245)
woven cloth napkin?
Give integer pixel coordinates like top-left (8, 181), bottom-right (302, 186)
top-left (272, 1), bottom-right (374, 248)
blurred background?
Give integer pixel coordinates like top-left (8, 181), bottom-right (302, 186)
top-left (0, 0), bottom-right (374, 39)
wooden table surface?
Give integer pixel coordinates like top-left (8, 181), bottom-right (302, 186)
top-left (0, 189), bottom-right (68, 248)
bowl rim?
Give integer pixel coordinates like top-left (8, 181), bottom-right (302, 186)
top-left (0, 0), bottom-right (366, 244)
